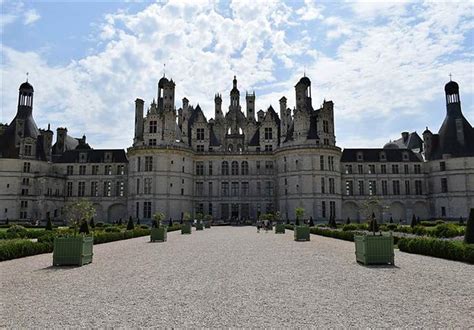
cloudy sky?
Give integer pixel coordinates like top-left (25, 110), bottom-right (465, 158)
top-left (1, 0), bottom-right (473, 149)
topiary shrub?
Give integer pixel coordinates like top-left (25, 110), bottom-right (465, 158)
top-left (136, 218), bottom-right (140, 225)
top-left (342, 224), bottom-right (358, 231)
top-left (127, 216), bottom-right (135, 230)
top-left (79, 220), bottom-right (90, 234)
top-left (431, 223), bottom-right (463, 238)
top-left (6, 225), bottom-right (28, 239)
top-left (435, 220), bottom-right (445, 225)
top-left (412, 225), bottom-right (428, 236)
top-left (118, 218), bottom-right (123, 225)
top-left (346, 217), bottom-right (351, 225)
top-left (465, 209), bottom-right (474, 244)
top-left (169, 218), bottom-right (173, 227)
top-left (89, 217), bottom-right (95, 229)
top-left (105, 227), bottom-right (121, 233)
top-left (389, 217), bottom-right (393, 223)
top-left (387, 224), bottom-right (398, 231)
top-left (411, 214), bottom-right (417, 228)
top-left (96, 222), bottom-right (104, 228)
top-left (45, 217), bottom-right (53, 231)
top-left (459, 217), bottom-right (464, 226)
top-left (309, 217), bottom-right (314, 227)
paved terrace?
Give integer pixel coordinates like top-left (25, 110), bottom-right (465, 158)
top-left (1, 227), bottom-right (473, 328)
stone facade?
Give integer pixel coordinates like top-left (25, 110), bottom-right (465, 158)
top-left (0, 77), bottom-right (473, 223)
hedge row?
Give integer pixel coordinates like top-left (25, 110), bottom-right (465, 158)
top-left (398, 237), bottom-right (474, 264)
top-left (0, 239), bottom-right (53, 262)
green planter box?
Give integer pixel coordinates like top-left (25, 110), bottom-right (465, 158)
top-left (196, 223), bottom-right (204, 230)
top-left (275, 223), bottom-right (286, 234)
top-left (294, 225), bottom-right (310, 241)
top-left (181, 223), bottom-right (192, 234)
top-left (53, 236), bottom-right (93, 266)
top-left (150, 227), bottom-right (167, 242)
top-left (355, 235), bottom-right (394, 265)
top-left (204, 222), bottom-right (211, 228)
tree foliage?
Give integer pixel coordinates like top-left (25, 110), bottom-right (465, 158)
top-left (64, 199), bottom-right (96, 236)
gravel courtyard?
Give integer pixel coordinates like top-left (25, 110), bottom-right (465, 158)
top-left (1, 227), bottom-right (473, 328)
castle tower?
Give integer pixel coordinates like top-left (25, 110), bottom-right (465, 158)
top-left (230, 76), bottom-right (240, 108)
top-left (134, 98), bottom-right (144, 145)
top-left (215, 93), bottom-right (223, 120)
top-left (279, 96), bottom-right (287, 140)
top-left (246, 91), bottom-right (255, 120)
top-left (295, 76), bottom-right (311, 112)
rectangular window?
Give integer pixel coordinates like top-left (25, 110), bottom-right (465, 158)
top-left (103, 181), bottom-right (112, 197)
top-left (231, 182), bottom-right (239, 196)
top-left (256, 181), bottom-right (261, 195)
top-left (144, 201), bottom-right (152, 218)
top-left (241, 203), bottom-right (249, 218)
top-left (265, 181), bottom-right (274, 196)
top-left (24, 145), bottom-right (32, 156)
top-left (149, 121), bottom-right (157, 133)
top-left (414, 164), bottom-right (421, 174)
top-left (104, 165), bottom-right (112, 175)
top-left (329, 178), bottom-right (335, 194)
top-left (321, 178), bottom-right (325, 194)
top-left (196, 128), bottom-right (205, 141)
top-left (149, 139), bottom-right (157, 146)
top-left (116, 181), bottom-right (124, 197)
top-left (137, 157), bottom-right (141, 172)
top-left (22, 177), bottom-right (29, 185)
top-left (392, 180), bottom-right (400, 195)
top-left (79, 165), bottom-right (86, 175)
top-left (441, 206), bottom-right (446, 217)
top-left (330, 201), bottom-right (336, 218)
top-left (381, 164), bottom-right (387, 174)
top-left (392, 164), bottom-right (399, 174)
top-left (66, 182), bottom-right (73, 197)
top-left (208, 182), bottom-right (213, 196)
top-left (415, 180), bottom-right (423, 195)
top-left (144, 178), bottom-right (152, 194)
top-left (66, 165), bottom-right (73, 175)
top-left (78, 181), bottom-right (85, 197)
top-left (369, 181), bottom-right (376, 195)
top-left (322, 201), bottom-right (326, 218)
top-left (20, 200), bottom-right (28, 208)
top-left (196, 182), bottom-right (204, 196)
top-left (324, 138), bottom-right (329, 145)
top-left (345, 165), bottom-right (352, 174)
top-left (441, 178), bottom-right (448, 193)
top-left (265, 161), bottom-right (273, 173)
top-left (264, 145), bottom-right (273, 151)
top-left (136, 178), bottom-right (140, 194)
top-left (320, 156), bottom-right (324, 171)
top-left (358, 180), bottom-right (364, 195)
top-left (256, 161), bottom-right (261, 174)
top-left (368, 164), bottom-right (375, 174)
top-left (117, 165), bottom-right (125, 175)
top-left (241, 182), bottom-right (249, 196)
top-left (404, 164), bottom-right (409, 174)
top-left (136, 202), bottom-right (139, 218)
top-left (91, 181), bottom-right (98, 197)
top-left (208, 161), bottom-right (213, 175)
top-left (195, 162), bottom-right (204, 176)
top-left (328, 156), bottom-right (334, 171)
top-left (208, 203), bottom-right (213, 216)
top-left (323, 120), bottom-right (329, 133)
top-left (358, 164), bottom-right (363, 174)
top-left (345, 180), bottom-right (353, 196)
top-left (221, 182), bottom-right (229, 196)
top-left (92, 165), bottom-right (99, 175)
top-left (196, 145), bottom-right (204, 152)
top-left (21, 188), bottom-right (28, 196)
top-left (405, 180), bottom-right (411, 195)
top-left (221, 204), bottom-right (229, 219)
top-left (145, 156), bottom-right (153, 171)
top-left (264, 127), bottom-right (272, 140)
top-left (382, 180), bottom-right (388, 195)
top-left (440, 161), bottom-right (446, 171)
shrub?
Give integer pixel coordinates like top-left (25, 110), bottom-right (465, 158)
top-left (328, 216), bottom-right (337, 229)
top-left (389, 217), bottom-right (393, 223)
top-left (89, 217), bottom-right (95, 228)
top-left (387, 224), bottom-right (398, 231)
top-left (346, 217), bottom-right (351, 225)
top-left (139, 224), bottom-right (149, 230)
top-left (398, 237), bottom-right (473, 264)
top-left (420, 221), bottom-right (437, 227)
top-left (168, 218), bottom-right (173, 227)
top-left (410, 214), bottom-right (417, 228)
top-left (45, 217), bottom-right (53, 231)
top-left (459, 217), bottom-right (464, 226)
top-left (25, 229), bottom-right (47, 239)
top-left (117, 218), bottom-right (123, 225)
top-left (0, 239), bottom-right (53, 262)
top-left (79, 220), bottom-right (90, 234)
top-left (435, 220), bottom-right (445, 225)
top-left (6, 225), bottom-right (28, 239)
top-left (37, 231), bottom-right (57, 244)
top-left (465, 209), bottom-right (474, 244)
top-left (342, 224), bottom-right (358, 232)
top-left (309, 217), bottom-right (315, 227)
top-left (127, 216), bottom-right (135, 231)
top-left (412, 225), bottom-right (428, 236)
top-left (136, 218), bottom-right (141, 225)
top-left (104, 226), bottom-right (121, 233)
top-left (431, 223), bottom-right (463, 238)
top-left (311, 227), bottom-right (355, 242)
top-left (95, 222), bottom-right (104, 228)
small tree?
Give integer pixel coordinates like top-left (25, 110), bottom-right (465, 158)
top-left (118, 218), bottom-right (123, 226)
top-left (153, 212), bottom-right (165, 228)
top-left (196, 212), bottom-right (204, 224)
top-left (411, 214), bottom-right (417, 228)
top-left (79, 220), bottom-right (90, 234)
top-left (464, 209), bottom-right (474, 244)
top-left (367, 212), bottom-right (379, 235)
top-left (274, 211), bottom-right (281, 224)
top-left (136, 218), bottom-right (140, 225)
top-left (309, 216), bottom-right (315, 227)
top-left (45, 216), bottom-right (53, 231)
top-left (89, 217), bottom-right (95, 229)
top-left (329, 215), bottom-right (337, 229)
top-left (204, 214), bottom-right (212, 224)
top-left (183, 212), bottom-right (191, 224)
top-left (64, 199), bottom-right (96, 236)
top-left (346, 217), bottom-right (351, 225)
top-left (295, 207), bottom-right (304, 226)
top-left (127, 216), bottom-right (135, 230)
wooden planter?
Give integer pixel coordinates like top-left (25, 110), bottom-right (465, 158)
top-left (181, 223), bottom-right (192, 234)
top-left (355, 235), bottom-right (394, 265)
top-left (196, 222), bottom-right (204, 230)
top-left (150, 227), bottom-right (167, 242)
top-left (294, 225), bottom-right (310, 241)
top-left (53, 236), bottom-right (93, 266)
top-left (275, 223), bottom-right (286, 234)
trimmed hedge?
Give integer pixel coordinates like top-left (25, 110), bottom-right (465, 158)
top-left (398, 237), bottom-right (474, 264)
top-left (0, 239), bottom-right (53, 262)
top-left (311, 227), bottom-right (355, 241)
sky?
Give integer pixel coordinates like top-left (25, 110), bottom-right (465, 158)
top-left (1, 0), bottom-right (473, 150)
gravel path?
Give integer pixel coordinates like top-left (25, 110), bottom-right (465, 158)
top-left (1, 227), bottom-right (473, 328)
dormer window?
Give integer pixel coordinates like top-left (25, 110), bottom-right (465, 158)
top-left (264, 127), bottom-right (272, 140)
top-left (196, 128), bottom-right (205, 141)
top-left (357, 152), bottom-right (363, 161)
top-left (379, 152), bottom-right (386, 161)
top-left (79, 152), bottom-right (87, 163)
top-left (24, 145), bottom-right (32, 156)
top-left (105, 152), bottom-right (112, 163)
top-left (402, 152), bottom-right (409, 161)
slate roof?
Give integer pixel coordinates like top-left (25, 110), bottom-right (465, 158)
top-left (341, 149), bottom-right (423, 163)
top-left (249, 127), bottom-right (260, 146)
top-left (54, 149), bottom-right (128, 163)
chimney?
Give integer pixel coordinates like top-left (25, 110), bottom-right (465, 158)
top-left (401, 132), bottom-right (409, 143)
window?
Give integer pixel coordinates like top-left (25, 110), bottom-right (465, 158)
top-left (231, 161), bottom-right (239, 175)
top-left (330, 201), bottom-right (336, 219)
top-left (403, 152), bottom-right (409, 161)
top-left (196, 182), bottom-right (204, 196)
top-left (241, 161), bottom-right (249, 175)
top-left (381, 164), bottom-right (387, 174)
top-left (345, 165), bottom-right (352, 174)
top-left (22, 178), bottom-right (29, 185)
top-left (369, 181), bottom-right (376, 195)
top-left (145, 156), bottom-right (153, 171)
top-left (20, 211), bottom-right (27, 219)
top-left (149, 139), bottom-right (157, 146)
top-left (441, 206), bottom-right (446, 217)
top-left (328, 156), bottom-right (334, 171)
top-left (265, 181), bottom-right (274, 196)
top-left (329, 178), bottom-right (335, 194)
top-left (440, 161), bottom-right (446, 171)
top-left (197, 128), bottom-right (205, 141)
top-left (404, 164), bottom-right (409, 174)
top-left (321, 178), bottom-right (325, 194)
top-left (78, 182), bottom-right (85, 197)
top-left (382, 180), bottom-right (388, 195)
top-left (345, 180), bottom-right (353, 196)
top-left (414, 164), bottom-right (421, 174)
top-left (221, 182), bottom-right (229, 196)
top-left (104, 181), bottom-right (112, 197)
top-left (208, 182), bottom-right (213, 196)
top-left (265, 161), bottom-right (273, 173)
top-left (323, 120), bottom-right (329, 133)
top-left (144, 178), bottom-right (152, 194)
top-left (20, 200), bottom-right (28, 208)
top-left (136, 178), bottom-right (140, 194)
top-left (324, 139), bottom-right (329, 145)
top-left (149, 121), bottom-right (157, 133)
top-left (264, 127), bottom-right (272, 140)
top-left (368, 165), bottom-right (375, 174)
top-left (256, 181), bottom-right (261, 195)
top-left (196, 145), bottom-right (204, 152)
top-left (91, 181), bottom-right (99, 197)
top-left (136, 202), bottom-right (139, 218)
top-left (221, 204), bottom-right (229, 219)
top-left (264, 145), bottom-right (273, 151)
top-left (358, 180), bottom-right (364, 195)
top-left (256, 161), bottom-right (261, 174)
top-left (196, 162), bottom-right (204, 176)
top-left (392, 164), bottom-right (399, 174)
top-left (380, 152), bottom-right (386, 161)
top-left (24, 145), bottom-right (32, 156)
top-left (358, 164), bottom-right (363, 174)
top-left (320, 156), bottom-right (324, 170)
top-left (322, 201), bottom-right (326, 218)
top-left (415, 180), bottom-right (422, 195)
top-left (208, 161), bottom-right (213, 175)
top-left (92, 165), bottom-right (99, 175)
top-left (117, 181), bottom-right (124, 197)
top-left (66, 165), bottom-right (73, 175)
top-left (357, 153), bottom-right (363, 161)
top-left (222, 161), bottom-right (229, 175)
top-left (104, 165), bottom-right (112, 175)
top-left (208, 203), bottom-right (213, 216)
top-left (79, 165), bottom-right (86, 175)
top-left (117, 165), bottom-right (125, 175)
top-left (22, 162), bottom-right (31, 173)
top-left (405, 180), bottom-right (411, 195)
top-left (137, 157), bottom-right (141, 172)
top-left (231, 182), bottom-right (239, 196)
top-left (392, 180), bottom-right (400, 195)
top-left (21, 188), bottom-right (28, 196)
top-left (66, 182), bottom-right (73, 197)
top-left (241, 182), bottom-right (249, 196)
top-left (144, 201), bottom-right (152, 219)
top-left (441, 178), bottom-right (448, 193)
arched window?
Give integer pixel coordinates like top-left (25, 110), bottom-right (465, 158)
top-left (222, 161), bottom-right (229, 175)
top-left (237, 144), bottom-right (243, 152)
top-left (231, 161), bottom-right (239, 175)
top-left (241, 161), bottom-right (249, 175)
top-left (228, 144), bottom-right (233, 152)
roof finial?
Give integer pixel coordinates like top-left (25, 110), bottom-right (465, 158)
top-left (449, 73), bottom-right (452, 81)
top-left (163, 63), bottom-right (166, 77)
top-left (303, 65), bottom-right (306, 77)
top-left (26, 72), bottom-right (29, 82)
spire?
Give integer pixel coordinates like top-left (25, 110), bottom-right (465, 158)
top-left (26, 72), bottom-right (29, 82)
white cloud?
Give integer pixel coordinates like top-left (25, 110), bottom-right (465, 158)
top-left (296, 0), bottom-right (324, 21)
top-left (23, 9), bottom-right (40, 25)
